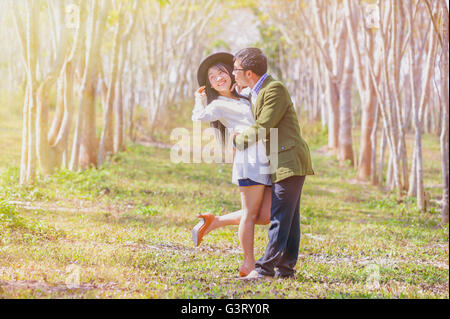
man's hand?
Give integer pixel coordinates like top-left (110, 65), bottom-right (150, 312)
top-left (232, 131), bottom-right (240, 149)
top-left (231, 83), bottom-right (247, 95)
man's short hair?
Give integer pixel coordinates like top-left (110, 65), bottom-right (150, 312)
top-left (234, 48), bottom-right (268, 76)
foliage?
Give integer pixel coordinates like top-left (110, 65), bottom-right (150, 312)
top-left (0, 140), bottom-right (447, 298)
top-left (0, 201), bottom-right (65, 243)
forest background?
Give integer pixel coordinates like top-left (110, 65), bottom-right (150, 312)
top-left (0, 0), bottom-right (448, 298)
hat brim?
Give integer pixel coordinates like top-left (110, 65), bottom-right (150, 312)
top-left (197, 52), bottom-right (234, 87)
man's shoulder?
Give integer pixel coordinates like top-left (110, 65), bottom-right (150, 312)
top-left (254, 76), bottom-right (290, 109)
top-left (261, 77), bottom-right (287, 93)
top-left (259, 80), bottom-right (289, 101)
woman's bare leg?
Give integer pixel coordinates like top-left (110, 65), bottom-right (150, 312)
top-left (238, 185), bottom-right (266, 275)
top-left (203, 186), bottom-right (271, 235)
top-left (203, 209), bottom-right (243, 236)
top-left (255, 186), bottom-right (272, 225)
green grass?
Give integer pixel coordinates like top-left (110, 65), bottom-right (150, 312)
top-left (0, 100), bottom-right (448, 298)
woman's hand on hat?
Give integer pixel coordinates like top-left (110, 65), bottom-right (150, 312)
top-left (195, 86), bottom-right (207, 106)
top-left (195, 86), bottom-right (206, 97)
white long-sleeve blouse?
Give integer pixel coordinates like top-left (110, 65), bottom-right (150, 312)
top-left (192, 94), bottom-right (272, 186)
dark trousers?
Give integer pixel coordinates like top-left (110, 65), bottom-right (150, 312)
top-left (255, 175), bottom-right (306, 277)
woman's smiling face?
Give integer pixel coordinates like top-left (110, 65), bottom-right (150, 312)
top-left (207, 65), bottom-right (232, 93)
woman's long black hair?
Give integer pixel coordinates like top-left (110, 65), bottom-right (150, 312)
top-left (205, 62), bottom-right (246, 151)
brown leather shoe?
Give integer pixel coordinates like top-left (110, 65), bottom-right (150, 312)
top-left (192, 214), bottom-right (215, 247)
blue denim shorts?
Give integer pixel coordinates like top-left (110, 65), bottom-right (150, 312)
top-left (238, 178), bottom-right (267, 187)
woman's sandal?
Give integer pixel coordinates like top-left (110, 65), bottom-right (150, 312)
top-left (239, 265), bottom-right (255, 277)
top-left (192, 214), bottom-right (215, 247)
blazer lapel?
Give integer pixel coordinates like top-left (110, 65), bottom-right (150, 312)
top-left (251, 98), bottom-right (256, 117)
top-left (254, 75), bottom-right (274, 119)
top-left (248, 92), bottom-right (255, 116)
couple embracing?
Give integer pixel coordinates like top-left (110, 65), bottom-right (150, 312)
top-left (191, 48), bottom-right (314, 280)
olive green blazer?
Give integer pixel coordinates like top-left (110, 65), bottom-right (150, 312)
top-left (234, 75), bottom-right (314, 183)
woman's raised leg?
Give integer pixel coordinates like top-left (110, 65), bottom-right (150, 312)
top-left (202, 209), bottom-right (243, 236)
top-left (204, 185), bottom-right (271, 235)
top-left (193, 186), bottom-right (271, 248)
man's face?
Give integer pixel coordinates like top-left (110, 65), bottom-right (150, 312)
top-left (232, 59), bottom-right (250, 87)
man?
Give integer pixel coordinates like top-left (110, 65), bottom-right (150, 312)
top-left (232, 48), bottom-right (314, 279)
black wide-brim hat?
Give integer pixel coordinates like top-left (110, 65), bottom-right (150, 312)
top-left (197, 52), bottom-right (234, 87)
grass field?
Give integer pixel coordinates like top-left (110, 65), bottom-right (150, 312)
top-left (0, 99), bottom-right (448, 298)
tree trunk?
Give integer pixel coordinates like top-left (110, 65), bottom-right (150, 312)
top-left (370, 103), bottom-right (379, 185)
top-left (70, 0), bottom-right (100, 171)
top-left (98, 2), bottom-right (123, 165)
top-left (338, 41), bottom-right (354, 165)
top-left (79, 80), bottom-right (98, 170)
top-left (113, 78), bottom-right (124, 153)
top-left (439, 0), bottom-right (449, 223)
top-left (378, 126), bottom-right (387, 187)
top-left (20, 84), bottom-right (29, 185)
top-left (406, 1), bottom-right (424, 210)
top-left (358, 88), bottom-right (377, 180)
top-left (344, 0), bottom-right (378, 180)
top-left (23, 0), bottom-right (40, 184)
top-left (36, 77), bottom-right (57, 176)
top-left (326, 77), bottom-right (340, 151)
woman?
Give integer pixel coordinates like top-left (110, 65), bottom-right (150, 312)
top-left (191, 52), bottom-right (272, 277)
